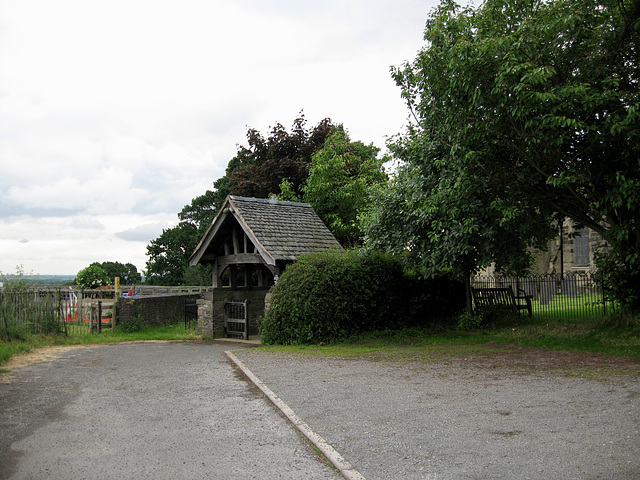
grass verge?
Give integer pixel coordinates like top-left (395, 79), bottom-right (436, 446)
top-left (3, 314), bottom-right (639, 369)
top-left (256, 313), bottom-right (640, 361)
top-left (0, 322), bottom-right (200, 367)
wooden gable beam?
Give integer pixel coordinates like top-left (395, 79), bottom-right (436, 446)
top-left (188, 198), bottom-right (233, 266)
top-left (192, 197), bottom-right (279, 287)
top-left (216, 253), bottom-right (264, 272)
top-left (232, 228), bottom-right (240, 255)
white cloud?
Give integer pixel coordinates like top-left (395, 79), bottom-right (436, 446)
top-left (4, 166), bottom-right (144, 214)
top-left (115, 223), bottom-right (171, 242)
top-left (0, 212), bottom-right (177, 274)
top-left (0, 0), bottom-right (435, 275)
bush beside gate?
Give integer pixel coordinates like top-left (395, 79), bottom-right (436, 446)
top-left (259, 250), bottom-right (465, 345)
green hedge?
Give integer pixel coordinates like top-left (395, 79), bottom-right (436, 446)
top-left (259, 250), bottom-right (464, 344)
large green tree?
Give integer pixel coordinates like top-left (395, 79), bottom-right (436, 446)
top-left (75, 265), bottom-right (110, 289)
top-left (144, 192), bottom-right (220, 286)
top-left (365, 137), bottom-right (555, 313)
top-left (229, 115), bottom-right (334, 198)
top-left (177, 189), bottom-right (219, 237)
top-left (145, 222), bottom-right (203, 286)
top-left (367, 137), bottom-right (553, 275)
top-left (89, 261), bottom-right (142, 284)
top-left (284, 126), bottom-right (388, 247)
top-left (384, 0), bottom-right (640, 311)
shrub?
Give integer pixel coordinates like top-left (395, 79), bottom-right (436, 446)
top-left (402, 273), bottom-right (466, 327)
top-left (597, 250), bottom-right (640, 315)
top-left (117, 315), bottom-right (145, 333)
top-left (259, 250), bottom-right (464, 344)
top-left (75, 265), bottom-right (110, 289)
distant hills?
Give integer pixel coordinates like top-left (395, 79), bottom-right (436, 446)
top-left (24, 275), bottom-right (76, 285)
top-left (2, 274), bottom-right (146, 286)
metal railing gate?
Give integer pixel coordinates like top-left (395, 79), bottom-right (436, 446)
top-left (184, 298), bottom-right (198, 329)
top-left (224, 300), bottom-right (248, 339)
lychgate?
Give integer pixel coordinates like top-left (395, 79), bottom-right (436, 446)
top-left (189, 195), bottom-right (342, 339)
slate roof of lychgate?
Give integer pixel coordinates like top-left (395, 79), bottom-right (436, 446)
top-left (189, 195), bottom-right (342, 266)
top-left (229, 196), bottom-right (342, 260)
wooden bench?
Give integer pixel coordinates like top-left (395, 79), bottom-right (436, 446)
top-left (471, 287), bottom-right (532, 317)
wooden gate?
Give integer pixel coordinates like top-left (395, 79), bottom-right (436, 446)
top-left (224, 300), bottom-right (248, 339)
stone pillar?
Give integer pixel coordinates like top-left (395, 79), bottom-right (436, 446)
top-left (196, 289), bottom-right (214, 338)
top-left (212, 297), bottom-right (226, 338)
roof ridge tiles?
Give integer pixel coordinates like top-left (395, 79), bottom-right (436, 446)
top-left (229, 195), bottom-right (312, 208)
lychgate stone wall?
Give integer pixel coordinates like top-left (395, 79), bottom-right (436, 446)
top-left (118, 293), bottom-right (202, 327)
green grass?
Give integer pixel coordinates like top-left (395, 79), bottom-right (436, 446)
top-left (3, 312), bottom-right (639, 371)
top-left (257, 313), bottom-right (640, 361)
top-left (0, 322), bottom-right (200, 366)
top-left (529, 293), bottom-right (611, 322)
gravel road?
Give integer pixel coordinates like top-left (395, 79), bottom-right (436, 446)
top-left (1, 341), bottom-right (639, 480)
top-left (232, 347), bottom-right (640, 480)
top-left (0, 342), bottom-right (340, 480)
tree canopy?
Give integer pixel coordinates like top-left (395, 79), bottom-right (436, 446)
top-left (145, 222), bottom-right (205, 286)
top-left (89, 261), bottom-right (142, 284)
top-left (365, 137), bottom-right (553, 279)
top-left (370, 0), bottom-right (639, 311)
top-left (282, 126), bottom-right (388, 247)
top-left (304, 127), bottom-right (388, 247)
top-left (75, 265), bottom-right (110, 289)
top-left (229, 116), bottom-right (334, 198)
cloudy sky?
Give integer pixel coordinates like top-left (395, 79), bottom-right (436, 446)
top-left (0, 0), bottom-right (438, 276)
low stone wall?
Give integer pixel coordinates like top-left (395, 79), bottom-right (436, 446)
top-left (197, 287), bottom-right (272, 339)
top-left (118, 293), bottom-right (202, 327)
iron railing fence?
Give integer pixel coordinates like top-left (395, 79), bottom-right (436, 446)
top-left (1, 289), bottom-right (60, 338)
top-left (1, 286), bottom-right (209, 339)
top-left (471, 272), bottom-right (611, 322)
top-left (0, 288), bottom-right (117, 339)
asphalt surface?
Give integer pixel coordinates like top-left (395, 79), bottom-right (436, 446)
top-left (2, 341), bottom-right (640, 480)
top-left (232, 348), bottom-right (640, 480)
top-left (0, 342), bottom-right (341, 480)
